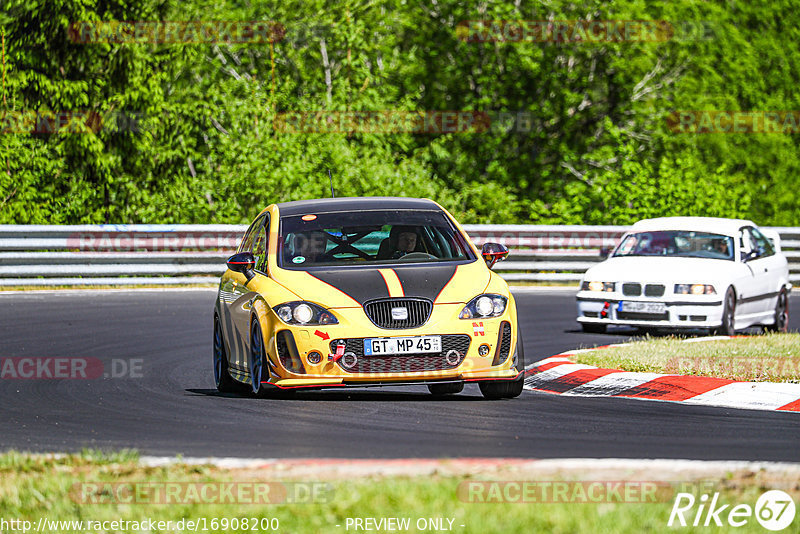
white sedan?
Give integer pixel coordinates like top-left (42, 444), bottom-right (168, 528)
top-left (576, 217), bottom-right (791, 335)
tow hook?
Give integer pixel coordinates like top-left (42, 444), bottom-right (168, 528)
top-left (328, 341), bottom-right (346, 362)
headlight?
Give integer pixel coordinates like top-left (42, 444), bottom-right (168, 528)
top-left (273, 301), bottom-right (339, 325)
top-left (459, 294), bottom-right (507, 319)
top-left (581, 281), bottom-right (615, 292)
top-left (674, 284), bottom-right (716, 295)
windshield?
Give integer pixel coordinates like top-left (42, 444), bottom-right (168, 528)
top-left (613, 231), bottom-right (735, 261)
top-left (278, 209), bottom-right (475, 269)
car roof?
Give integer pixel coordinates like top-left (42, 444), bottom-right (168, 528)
top-left (630, 216), bottom-right (756, 236)
top-left (275, 197), bottom-right (440, 216)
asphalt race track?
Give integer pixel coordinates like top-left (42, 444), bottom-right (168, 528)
top-left (1, 288), bottom-right (798, 460)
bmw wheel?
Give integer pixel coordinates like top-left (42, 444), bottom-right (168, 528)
top-left (713, 287), bottom-right (736, 336)
top-left (581, 323), bottom-right (607, 334)
top-left (213, 316), bottom-right (238, 393)
top-left (765, 288), bottom-right (789, 333)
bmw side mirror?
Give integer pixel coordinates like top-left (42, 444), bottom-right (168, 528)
top-left (599, 247), bottom-right (610, 259)
top-left (741, 250), bottom-right (757, 263)
top-left (481, 242), bottom-right (509, 269)
top-left (227, 252), bottom-right (256, 282)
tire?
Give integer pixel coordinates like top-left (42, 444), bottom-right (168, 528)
top-left (427, 382), bottom-right (464, 396)
top-left (479, 330), bottom-right (525, 399)
top-left (765, 288), bottom-right (789, 333)
top-left (479, 375), bottom-right (524, 399)
top-left (581, 323), bottom-right (607, 334)
top-left (249, 318), bottom-right (272, 397)
top-left (213, 316), bottom-right (239, 393)
top-left (712, 287), bottom-right (736, 336)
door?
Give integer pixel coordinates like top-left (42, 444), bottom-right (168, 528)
top-left (226, 214), bottom-right (268, 371)
top-left (736, 227), bottom-right (773, 319)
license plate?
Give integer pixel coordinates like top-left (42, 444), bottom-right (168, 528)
top-left (620, 301), bottom-right (667, 314)
top-left (363, 336), bottom-right (442, 356)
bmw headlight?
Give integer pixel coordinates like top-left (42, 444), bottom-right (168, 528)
top-left (273, 301), bottom-right (338, 325)
top-left (581, 281), bottom-right (616, 292)
top-left (459, 294), bottom-right (507, 319)
top-left (674, 284), bottom-right (716, 295)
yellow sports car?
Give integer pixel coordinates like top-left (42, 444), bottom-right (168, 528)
top-left (213, 197), bottom-right (523, 399)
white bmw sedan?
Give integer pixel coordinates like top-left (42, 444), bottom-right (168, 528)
top-left (576, 217), bottom-right (791, 335)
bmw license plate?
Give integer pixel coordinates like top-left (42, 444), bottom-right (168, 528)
top-left (363, 336), bottom-right (442, 356)
top-left (620, 301), bottom-right (667, 313)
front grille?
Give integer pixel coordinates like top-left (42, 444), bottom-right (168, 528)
top-left (617, 311), bottom-right (669, 321)
top-left (492, 321), bottom-right (512, 365)
top-left (329, 334), bottom-right (470, 374)
top-left (363, 298), bottom-right (432, 329)
top-left (622, 283), bottom-right (642, 296)
top-left (645, 284), bottom-right (665, 297)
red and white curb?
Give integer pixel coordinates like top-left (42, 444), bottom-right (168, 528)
top-left (524, 342), bottom-right (800, 413)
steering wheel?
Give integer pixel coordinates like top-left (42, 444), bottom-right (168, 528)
top-left (399, 252), bottom-right (437, 260)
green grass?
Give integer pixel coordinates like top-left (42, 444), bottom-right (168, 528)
top-left (0, 451), bottom-right (797, 533)
top-left (573, 333), bottom-right (800, 382)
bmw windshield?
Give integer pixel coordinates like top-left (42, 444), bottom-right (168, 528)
top-left (613, 231), bottom-right (735, 261)
top-left (278, 209), bottom-right (476, 269)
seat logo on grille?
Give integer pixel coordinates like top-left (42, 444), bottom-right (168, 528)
top-left (391, 307), bottom-right (408, 320)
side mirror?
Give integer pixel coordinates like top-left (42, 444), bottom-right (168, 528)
top-left (599, 247), bottom-right (611, 259)
top-left (481, 242), bottom-right (509, 269)
top-left (741, 250), bottom-right (757, 263)
top-left (227, 251), bottom-right (256, 282)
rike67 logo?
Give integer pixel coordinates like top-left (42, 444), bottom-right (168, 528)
top-left (669, 490), bottom-right (796, 531)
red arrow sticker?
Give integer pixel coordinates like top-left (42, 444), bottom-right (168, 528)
top-left (315, 330), bottom-right (330, 340)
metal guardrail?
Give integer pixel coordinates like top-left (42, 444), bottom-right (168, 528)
top-left (0, 224), bottom-right (797, 286)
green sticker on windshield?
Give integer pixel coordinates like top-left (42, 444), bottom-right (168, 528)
top-left (293, 256), bottom-right (306, 264)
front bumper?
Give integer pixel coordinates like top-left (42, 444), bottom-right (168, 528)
top-left (576, 293), bottom-right (724, 329)
top-left (265, 305), bottom-right (520, 387)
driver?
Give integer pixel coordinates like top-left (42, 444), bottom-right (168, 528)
top-left (377, 225), bottom-right (421, 260)
top-left (393, 228), bottom-right (418, 259)
top-left (711, 238), bottom-right (729, 256)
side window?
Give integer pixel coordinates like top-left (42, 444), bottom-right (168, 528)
top-left (750, 227), bottom-right (775, 258)
top-left (238, 215), bottom-right (265, 253)
top-left (252, 217), bottom-right (270, 272)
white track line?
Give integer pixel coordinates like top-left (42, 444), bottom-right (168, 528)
top-left (683, 382), bottom-right (800, 410)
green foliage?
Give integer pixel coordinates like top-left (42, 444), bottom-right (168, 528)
top-left (1, 0), bottom-right (800, 224)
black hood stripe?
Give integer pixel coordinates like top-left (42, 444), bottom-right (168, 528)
top-left (392, 264), bottom-right (458, 302)
top-left (309, 270), bottom-right (390, 305)
top-left (308, 264), bottom-right (460, 305)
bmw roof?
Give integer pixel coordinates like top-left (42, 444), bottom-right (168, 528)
top-left (630, 216), bottom-right (757, 236)
top-left (275, 197), bottom-right (441, 216)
